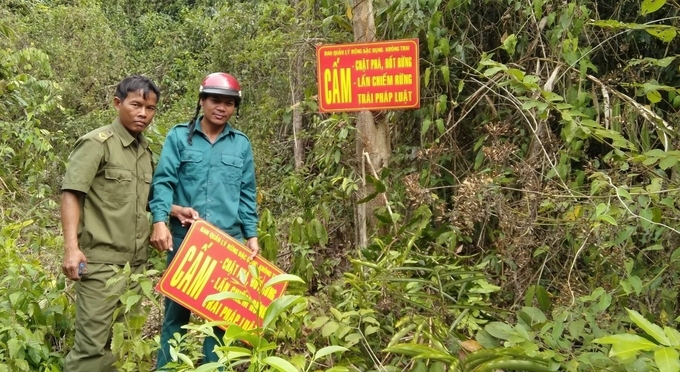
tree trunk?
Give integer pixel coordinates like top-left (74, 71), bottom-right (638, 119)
top-left (352, 0), bottom-right (390, 248)
top-left (292, 0), bottom-right (304, 169)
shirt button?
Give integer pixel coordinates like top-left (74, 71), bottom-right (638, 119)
top-left (206, 212), bottom-right (211, 217)
top-left (208, 181), bottom-right (212, 185)
top-left (208, 198), bottom-right (212, 202)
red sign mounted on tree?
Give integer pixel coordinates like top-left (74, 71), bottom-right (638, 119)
top-left (155, 219), bottom-right (288, 331)
top-left (316, 38), bottom-right (420, 112)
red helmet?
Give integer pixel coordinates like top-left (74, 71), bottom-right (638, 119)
top-left (199, 72), bottom-right (241, 106)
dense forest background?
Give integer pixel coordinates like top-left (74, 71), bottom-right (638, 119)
top-left (2, 0), bottom-right (680, 371)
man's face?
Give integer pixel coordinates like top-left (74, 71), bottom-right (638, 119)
top-left (201, 95), bottom-right (236, 126)
top-left (114, 90), bottom-right (158, 136)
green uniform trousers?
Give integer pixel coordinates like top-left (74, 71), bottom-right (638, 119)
top-left (64, 263), bottom-right (144, 372)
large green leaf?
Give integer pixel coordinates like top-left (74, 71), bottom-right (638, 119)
top-left (647, 90), bottom-right (662, 104)
top-left (627, 309), bottom-right (670, 346)
top-left (485, 322), bottom-right (516, 340)
top-left (262, 356), bottom-right (299, 372)
top-left (593, 334), bottom-right (658, 359)
top-left (646, 28), bottom-right (677, 43)
top-left (665, 327), bottom-right (680, 346)
top-left (203, 291), bottom-right (253, 306)
top-left (262, 274), bottom-right (305, 290)
top-left (313, 345), bottom-right (349, 361)
top-left (193, 362), bottom-right (226, 372)
top-left (654, 347), bottom-right (680, 372)
top-left (262, 295), bottom-right (305, 330)
top-left (641, 0), bottom-right (667, 15)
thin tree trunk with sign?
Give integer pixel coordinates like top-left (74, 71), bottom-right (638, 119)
top-left (352, 0), bottom-right (391, 248)
top-left (291, 0), bottom-right (304, 169)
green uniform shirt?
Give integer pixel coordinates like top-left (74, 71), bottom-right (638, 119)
top-left (149, 120), bottom-right (258, 240)
top-left (62, 118), bottom-right (153, 266)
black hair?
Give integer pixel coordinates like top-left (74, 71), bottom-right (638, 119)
top-left (187, 93), bottom-right (240, 145)
top-left (114, 75), bottom-right (160, 103)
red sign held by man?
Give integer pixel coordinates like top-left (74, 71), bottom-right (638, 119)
top-left (156, 220), bottom-right (287, 331)
top-left (316, 38), bottom-right (420, 112)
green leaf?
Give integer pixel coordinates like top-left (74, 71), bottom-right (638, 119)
top-left (194, 363), bottom-right (226, 372)
top-left (111, 323), bottom-right (125, 354)
top-left (647, 90), bottom-right (662, 104)
top-left (483, 66), bottom-right (506, 77)
top-left (508, 68), bottom-right (525, 81)
top-left (618, 187), bottom-right (632, 200)
top-left (629, 275), bottom-right (642, 295)
top-left (368, 175), bottom-right (387, 193)
top-left (435, 119), bottom-right (445, 135)
top-left (310, 316), bottom-right (329, 329)
top-left (422, 119), bottom-right (431, 136)
top-left (326, 367), bottom-right (350, 372)
top-left (262, 295), bottom-right (305, 330)
top-left (313, 346), bottom-right (349, 361)
top-left (666, 327), bottom-right (680, 346)
top-left (322, 321), bottom-right (340, 337)
top-left (569, 320), bottom-right (586, 338)
top-left (485, 322), bottom-right (516, 340)
top-left (439, 37), bottom-right (450, 57)
top-left (519, 306), bottom-right (548, 326)
top-left (646, 28), bottom-right (677, 43)
top-left (440, 65), bottom-right (450, 85)
top-left (7, 339), bottom-right (20, 359)
top-left (672, 248), bottom-right (680, 262)
top-left (501, 34), bottom-right (517, 55)
top-left (654, 347), bottom-right (680, 372)
top-left (659, 156), bottom-right (678, 170)
top-left (262, 274), bottom-right (305, 290)
top-left (593, 334), bottom-right (658, 359)
top-left (641, 0), bottom-right (667, 15)
top-left (627, 309), bottom-right (670, 345)
top-left (315, 219), bottom-right (329, 247)
top-left (365, 325), bottom-right (379, 335)
top-left (124, 294), bottom-right (141, 312)
top-left (263, 356), bottom-right (299, 372)
top-left (424, 67), bottom-right (431, 88)
top-left (596, 214), bottom-right (617, 226)
top-left (177, 352), bottom-right (195, 368)
top-left (203, 291), bottom-right (253, 306)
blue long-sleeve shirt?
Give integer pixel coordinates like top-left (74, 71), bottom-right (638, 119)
top-left (149, 120), bottom-right (258, 240)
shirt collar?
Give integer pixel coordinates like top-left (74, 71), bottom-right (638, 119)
top-left (112, 118), bottom-right (149, 149)
top-left (194, 116), bottom-right (235, 139)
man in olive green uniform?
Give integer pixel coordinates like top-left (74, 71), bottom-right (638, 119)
top-left (61, 75), bottom-right (160, 372)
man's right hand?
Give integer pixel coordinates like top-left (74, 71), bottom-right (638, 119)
top-left (150, 222), bottom-right (174, 251)
top-left (62, 249), bottom-right (87, 281)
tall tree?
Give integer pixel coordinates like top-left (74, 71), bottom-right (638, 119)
top-left (291, 0), bottom-right (305, 170)
top-left (352, 0), bottom-right (390, 247)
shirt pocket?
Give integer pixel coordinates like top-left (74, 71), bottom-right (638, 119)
top-left (220, 154), bottom-right (243, 186)
top-left (140, 172), bottom-right (152, 206)
top-left (179, 150), bottom-right (204, 180)
top-left (102, 168), bottom-right (133, 204)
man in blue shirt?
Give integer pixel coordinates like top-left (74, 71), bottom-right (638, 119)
top-left (149, 72), bottom-right (260, 370)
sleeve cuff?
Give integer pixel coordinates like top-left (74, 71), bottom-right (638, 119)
top-left (152, 213), bottom-right (169, 224)
top-left (61, 183), bottom-right (90, 194)
top-left (244, 228), bottom-right (258, 239)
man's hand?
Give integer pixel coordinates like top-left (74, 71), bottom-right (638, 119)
top-left (150, 222), bottom-right (174, 251)
top-left (173, 206), bottom-right (199, 227)
top-left (246, 237), bottom-right (260, 260)
top-left (62, 248), bottom-right (87, 281)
